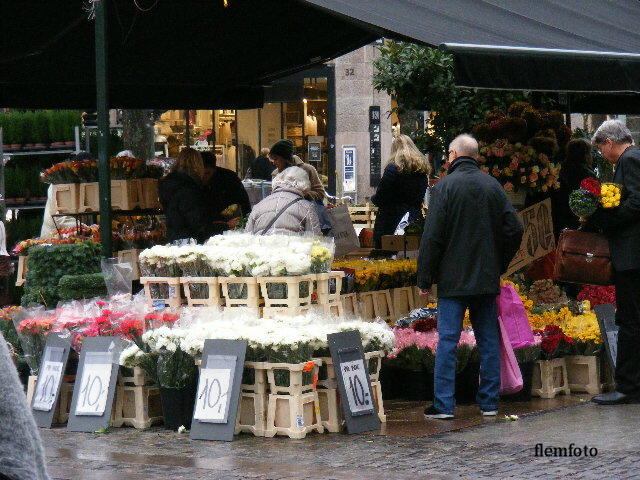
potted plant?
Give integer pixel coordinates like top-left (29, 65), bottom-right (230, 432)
top-left (21, 111), bottom-right (36, 150)
top-left (64, 110), bottom-right (79, 147)
top-left (33, 111), bottom-right (50, 149)
top-left (0, 113), bottom-right (13, 151)
top-left (142, 327), bottom-right (199, 431)
top-left (6, 112), bottom-right (22, 151)
top-left (48, 111), bottom-right (65, 148)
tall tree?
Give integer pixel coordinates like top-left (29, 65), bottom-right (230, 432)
top-left (373, 41), bottom-right (527, 155)
top-left (121, 109), bottom-right (162, 159)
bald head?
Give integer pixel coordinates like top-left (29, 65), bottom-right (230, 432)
top-left (449, 134), bottom-right (479, 159)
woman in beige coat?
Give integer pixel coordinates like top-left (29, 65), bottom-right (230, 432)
top-left (245, 166), bottom-right (321, 236)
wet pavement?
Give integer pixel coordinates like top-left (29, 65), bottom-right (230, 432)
top-left (41, 394), bottom-right (640, 480)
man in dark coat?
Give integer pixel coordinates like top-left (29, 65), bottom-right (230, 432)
top-left (417, 134), bottom-right (523, 419)
top-left (247, 147), bottom-right (276, 181)
top-left (589, 120), bottom-right (640, 405)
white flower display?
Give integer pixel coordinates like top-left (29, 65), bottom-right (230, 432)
top-left (140, 233), bottom-right (332, 278)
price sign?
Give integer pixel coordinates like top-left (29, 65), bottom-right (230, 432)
top-left (67, 337), bottom-right (122, 433)
top-left (328, 331), bottom-right (380, 434)
top-left (75, 355), bottom-right (113, 416)
top-left (33, 360), bottom-right (64, 412)
top-left (31, 336), bottom-right (71, 428)
top-left (194, 355), bottom-right (236, 424)
top-left (340, 359), bottom-right (373, 415)
top-left (190, 340), bottom-right (247, 442)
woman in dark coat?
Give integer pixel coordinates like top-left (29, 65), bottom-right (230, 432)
top-left (552, 138), bottom-right (596, 236)
top-left (371, 134), bottom-right (431, 249)
top-left (159, 148), bottom-right (216, 243)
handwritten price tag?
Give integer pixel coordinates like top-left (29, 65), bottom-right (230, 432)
top-left (32, 361), bottom-right (64, 412)
top-left (339, 359), bottom-right (372, 415)
top-left (194, 368), bottom-right (232, 423)
top-left (75, 363), bottom-right (112, 416)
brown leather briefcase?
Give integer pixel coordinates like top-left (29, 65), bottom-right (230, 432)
top-left (553, 230), bottom-right (613, 286)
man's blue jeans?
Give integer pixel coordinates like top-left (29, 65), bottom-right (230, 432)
top-left (434, 295), bottom-right (500, 415)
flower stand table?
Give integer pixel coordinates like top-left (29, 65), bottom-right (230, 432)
top-left (111, 367), bottom-right (163, 430)
top-left (392, 286), bottom-right (416, 317)
top-left (341, 293), bottom-right (360, 317)
top-left (140, 276), bottom-right (183, 308)
top-left (358, 290), bottom-right (395, 323)
top-left (219, 277), bottom-right (262, 316)
top-left (532, 358), bottom-right (571, 399)
top-left (259, 275), bottom-right (314, 319)
top-left (314, 271), bottom-right (345, 317)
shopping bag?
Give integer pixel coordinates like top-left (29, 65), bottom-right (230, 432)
top-left (498, 315), bottom-right (523, 395)
top-left (497, 282), bottom-right (535, 349)
top-left (327, 205), bottom-right (360, 257)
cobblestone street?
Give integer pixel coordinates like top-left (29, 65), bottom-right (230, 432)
top-left (43, 400), bottom-right (640, 480)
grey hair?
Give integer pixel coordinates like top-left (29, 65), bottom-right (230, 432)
top-left (592, 120), bottom-right (634, 145)
top-left (449, 134), bottom-right (479, 158)
top-left (272, 166), bottom-right (311, 192)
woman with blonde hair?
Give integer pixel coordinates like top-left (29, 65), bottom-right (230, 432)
top-left (159, 147), bottom-right (215, 243)
top-left (371, 134), bottom-right (431, 248)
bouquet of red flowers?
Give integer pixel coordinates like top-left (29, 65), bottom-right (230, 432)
top-left (533, 324), bottom-right (574, 360)
top-left (577, 285), bottom-right (616, 307)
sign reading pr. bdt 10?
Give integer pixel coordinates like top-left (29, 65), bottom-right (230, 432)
top-left (505, 198), bottom-right (555, 276)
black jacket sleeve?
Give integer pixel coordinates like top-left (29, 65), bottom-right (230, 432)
top-left (590, 154), bottom-right (640, 232)
top-left (501, 198), bottom-right (524, 273)
top-left (371, 164), bottom-right (398, 208)
top-left (417, 183), bottom-right (447, 289)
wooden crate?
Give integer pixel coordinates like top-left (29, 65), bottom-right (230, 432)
top-left (258, 275), bottom-right (314, 308)
top-left (139, 178), bottom-right (161, 209)
top-left (264, 360), bottom-right (323, 438)
top-left (565, 355), bottom-right (602, 395)
top-left (236, 391), bottom-right (268, 436)
top-left (117, 249), bottom-right (141, 281)
top-left (219, 277), bottom-right (262, 309)
top-left (52, 183), bottom-right (79, 214)
top-left (78, 182), bottom-right (99, 213)
top-left (314, 271), bottom-right (345, 305)
top-left (317, 387), bottom-right (343, 433)
top-left (111, 179), bottom-right (143, 210)
top-left (341, 293), bottom-right (360, 317)
top-left (139, 276), bottom-right (183, 308)
top-left (392, 287), bottom-right (415, 317)
top-left (262, 306), bottom-right (311, 319)
top-left (180, 276), bottom-right (223, 307)
top-left (348, 204), bottom-right (377, 228)
top-left (118, 366), bottom-right (152, 386)
top-left (16, 255), bottom-right (28, 287)
top-left (371, 381), bottom-right (386, 423)
top-left (532, 358), bottom-right (571, 399)
top-left (358, 290), bottom-right (395, 323)
top-left (111, 385), bottom-right (163, 429)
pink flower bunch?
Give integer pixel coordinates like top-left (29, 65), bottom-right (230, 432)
top-left (389, 327), bottom-right (478, 358)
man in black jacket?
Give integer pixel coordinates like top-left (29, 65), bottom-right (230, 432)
top-left (418, 134), bottom-right (523, 419)
top-left (589, 120), bottom-right (640, 405)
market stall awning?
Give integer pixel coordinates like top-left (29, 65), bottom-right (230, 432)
top-left (4, 0), bottom-right (640, 108)
top-left (441, 44), bottom-right (640, 93)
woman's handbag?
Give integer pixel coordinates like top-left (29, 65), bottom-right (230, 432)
top-left (553, 229), bottom-right (613, 286)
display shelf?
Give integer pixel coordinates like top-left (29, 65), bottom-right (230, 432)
top-left (2, 149), bottom-right (76, 160)
top-left (51, 208), bottom-right (163, 218)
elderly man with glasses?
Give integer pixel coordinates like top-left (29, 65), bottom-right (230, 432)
top-left (590, 119), bottom-right (640, 405)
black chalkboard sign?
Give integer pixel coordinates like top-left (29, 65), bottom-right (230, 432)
top-left (369, 106), bottom-right (382, 187)
top-left (190, 339), bottom-right (247, 442)
top-left (594, 304), bottom-right (618, 370)
top-left (31, 334), bottom-right (71, 428)
top-left (67, 337), bottom-right (122, 433)
top-left (328, 330), bottom-right (380, 434)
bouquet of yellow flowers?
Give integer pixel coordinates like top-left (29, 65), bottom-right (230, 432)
top-left (332, 259), bottom-right (417, 292)
top-left (600, 182), bottom-right (622, 209)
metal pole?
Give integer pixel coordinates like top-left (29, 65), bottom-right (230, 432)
top-left (0, 128), bottom-right (5, 223)
top-left (95, 0), bottom-right (112, 257)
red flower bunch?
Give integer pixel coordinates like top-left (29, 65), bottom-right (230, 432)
top-left (18, 316), bottom-right (56, 335)
top-left (413, 317), bottom-right (437, 333)
top-left (580, 177), bottom-right (601, 197)
top-left (144, 311), bottom-right (179, 329)
top-left (114, 317), bottom-right (144, 340)
top-left (577, 285), bottom-right (616, 307)
top-left (533, 324), bottom-right (573, 359)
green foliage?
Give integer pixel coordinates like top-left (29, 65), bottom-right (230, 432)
top-left (22, 241), bottom-right (102, 307)
top-left (85, 128), bottom-right (124, 157)
top-left (573, 127), bottom-right (614, 182)
top-left (33, 111), bottom-right (51, 144)
top-left (372, 41), bottom-right (528, 154)
top-left (58, 273), bottom-right (107, 301)
top-left (5, 165), bottom-right (48, 199)
top-left (514, 345), bottom-right (542, 364)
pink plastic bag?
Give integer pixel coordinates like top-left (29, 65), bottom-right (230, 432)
top-left (498, 315), bottom-right (523, 395)
top-left (497, 283), bottom-right (535, 349)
